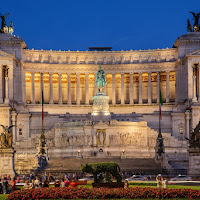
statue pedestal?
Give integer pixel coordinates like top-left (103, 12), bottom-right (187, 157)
top-left (92, 92), bottom-right (111, 122)
top-left (188, 148), bottom-right (200, 175)
top-left (0, 148), bottom-right (15, 177)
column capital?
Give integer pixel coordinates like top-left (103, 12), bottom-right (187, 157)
top-left (85, 72), bottom-right (89, 77)
top-left (76, 72), bottom-right (80, 76)
top-left (185, 110), bottom-right (190, 119)
top-left (49, 72), bottom-right (53, 76)
top-left (147, 71), bottom-right (152, 75)
top-left (129, 72), bottom-right (134, 75)
top-left (139, 71), bottom-right (143, 75)
top-left (31, 71), bottom-right (35, 75)
top-left (121, 72), bottom-right (125, 76)
top-left (112, 72), bottom-right (116, 75)
top-left (58, 72), bottom-right (63, 76)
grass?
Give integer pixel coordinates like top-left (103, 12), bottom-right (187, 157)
top-left (0, 194), bottom-right (8, 200)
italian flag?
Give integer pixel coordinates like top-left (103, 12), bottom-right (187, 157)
top-left (159, 90), bottom-right (163, 119)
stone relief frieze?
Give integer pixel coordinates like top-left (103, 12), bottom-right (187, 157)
top-left (109, 132), bottom-right (145, 146)
top-left (55, 132), bottom-right (92, 147)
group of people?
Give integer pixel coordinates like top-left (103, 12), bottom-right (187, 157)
top-left (23, 177), bottom-right (76, 189)
top-left (156, 174), bottom-right (168, 189)
top-left (0, 177), bottom-right (16, 194)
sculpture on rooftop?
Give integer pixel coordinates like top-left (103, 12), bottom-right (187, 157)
top-left (0, 12), bottom-right (14, 34)
top-left (187, 12), bottom-right (200, 32)
top-left (95, 65), bottom-right (107, 92)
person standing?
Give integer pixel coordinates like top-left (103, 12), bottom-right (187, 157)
top-left (2, 178), bottom-right (8, 194)
top-left (42, 179), bottom-right (49, 188)
top-left (29, 179), bottom-right (35, 189)
top-left (23, 180), bottom-right (30, 189)
top-left (60, 179), bottom-right (65, 187)
top-left (156, 174), bottom-right (163, 189)
top-left (163, 178), bottom-right (168, 189)
top-left (34, 177), bottom-right (41, 188)
top-left (11, 178), bottom-right (16, 192)
top-left (0, 178), bottom-right (3, 194)
top-left (64, 178), bottom-right (70, 187)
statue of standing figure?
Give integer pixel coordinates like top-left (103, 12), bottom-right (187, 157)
top-left (0, 125), bottom-right (14, 148)
top-left (95, 65), bottom-right (107, 92)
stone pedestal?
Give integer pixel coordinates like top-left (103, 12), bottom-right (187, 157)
top-left (0, 148), bottom-right (15, 177)
top-left (188, 149), bottom-right (200, 175)
top-left (92, 92), bottom-right (111, 122)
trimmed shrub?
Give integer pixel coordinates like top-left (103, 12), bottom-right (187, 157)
top-left (81, 162), bottom-right (122, 183)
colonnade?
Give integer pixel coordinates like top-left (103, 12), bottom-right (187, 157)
top-left (24, 71), bottom-right (175, 105)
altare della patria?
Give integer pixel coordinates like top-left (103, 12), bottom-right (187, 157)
top-left (1, 11), bottom-right (200, 176)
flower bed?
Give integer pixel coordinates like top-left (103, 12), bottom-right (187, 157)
top-left (7, 187), bottom-right (200, 199)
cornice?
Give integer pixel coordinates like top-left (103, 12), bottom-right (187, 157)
top-left (22, 62), bottom-right (177, 73)
top-left (23, 47), bottom-right (178, 54)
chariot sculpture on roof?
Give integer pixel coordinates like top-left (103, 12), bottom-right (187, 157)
top-left (95, 65), bottom-right (107, 92)
top-left (0, 12), bottom-right (14, 34)
top-left (187, 12), bottom-right (200, 32)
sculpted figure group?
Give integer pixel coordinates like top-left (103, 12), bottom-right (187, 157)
top-left (0, 12), bottom-right (13, 34)
top-left (187, 12), bottom-right (200, 32)
top-left (0, 125), bottom-right (13, 148)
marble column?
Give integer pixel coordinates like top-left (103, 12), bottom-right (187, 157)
top-left (157, 71), bottom-right (160, 103)
top-left (175, 69), bottom-right (179, 103)
top-left (11, 110), bottom-right (17, 144)
top-left (148, 71), bottom-right (152, 104)
top-left (139, 72), bottom-right (143, 104)
top-left (49, 73), bottom-right (53, 104)
top-left (103, 73), bottom-right (107, 94)
top-left (58, 73), bottom-right (62, 104)
top-left (40, 73), bottom-right (44, 104)
top-left (68, 73), bottom-right (71, 105)
top-left (166, 71), bottom-right (170, 103)
top-left (76, 73), bottom-right (80, 105)
top-left (130, 72), bottom-right (133, 104)
top-left (0, 66), bottom-right (3, 103)
top-left (199, 65), bottom-right (200, 101)
top-left (185, 110), bottom-right (190, 140)
top-left (4, 77), bottom-right (9, 104)
top-left (22, 70), bottom-right (26, 104)
top-left (85, 73), bottom-right (89, 105)
top-left (4, 66), bottom-right (10, 104)
top-left (31, 72), bottom-right (35, 104)
top-left (121, 73), bottom-right (125, 105)
top-left (112, 73), bottom-right (116, 105)
top-left (193, 75), bottom-right (197, 102)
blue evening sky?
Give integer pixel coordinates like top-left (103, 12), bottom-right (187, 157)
top-left (1, 0), bottom-right (200, 51)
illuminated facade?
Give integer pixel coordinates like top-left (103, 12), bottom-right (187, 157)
top-left (1, 32), bottom-right (200, 173)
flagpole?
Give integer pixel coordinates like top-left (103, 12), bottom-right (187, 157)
top-left (155, 72), bottom-right (165, 172)
top-left (40, 81), bottom-right (45, 155)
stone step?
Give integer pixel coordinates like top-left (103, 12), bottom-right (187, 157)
top-left (44, 157), bottom-right (161, 172)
